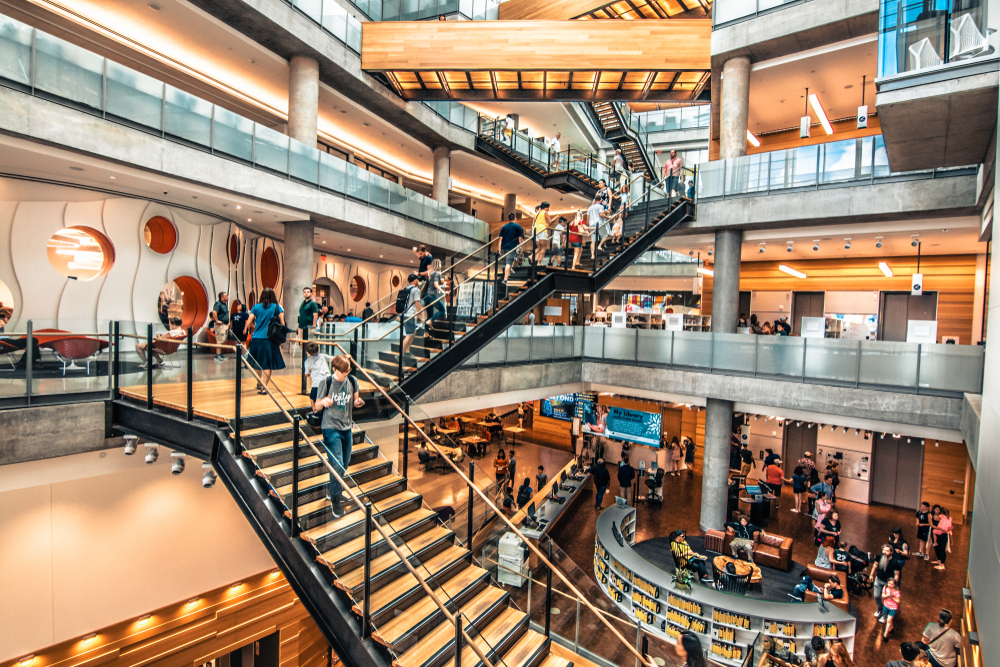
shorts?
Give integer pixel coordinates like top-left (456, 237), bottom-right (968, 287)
top-left (403, 318), bottom-right (416, 335)
top-left (917, 526), bottom-right (930, 541)
top-left (551, 243), bottom-right (562, 254)
top-left (502, 249), bottom-right (517, 267)
top-left (883, 607), bottom-right (898, 618)
top-left (570, 242), bottom-right (582, 248)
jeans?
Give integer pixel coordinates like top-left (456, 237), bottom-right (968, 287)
top-left (873, 577), bottom-right (887, 615)
top-left (323, 428), bottom-right (353, 501)
top-left (424, 296), bottom-right (445, 321)
top-left (595, 485), bottom-right (608, 507)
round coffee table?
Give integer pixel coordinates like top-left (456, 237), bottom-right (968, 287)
top-left (713, 555), bottom-right (763, 584)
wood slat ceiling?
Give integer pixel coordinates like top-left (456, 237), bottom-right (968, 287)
top-left (363, 20), bottom-right (711, 102)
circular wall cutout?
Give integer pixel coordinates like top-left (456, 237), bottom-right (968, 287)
top-left (0, 278), bottom-right (13, 329)
top-left (248, 291), bottom-right (256, 309)
top-left (143, 216), bottom-right (177, 254)
top-left (260, 247), bottom-right (279, 289)
top-left (350, 275), bottom-right (366, 303)
top-left (158, 277), bottom-right (209, 329)
top-left (46, 226), bottom-right (115, 281)
top-left (391, 275), bottom-right (401, 289)
top-left (228, 234), bottom-right (240, 264)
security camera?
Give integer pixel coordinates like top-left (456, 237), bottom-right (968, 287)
top-left (202, 463), bottom-right (217, 488)
top-left (123, 434), bottom-right (138, 455)
top-left (688, 249), bottom-right (694, 256)
top-left (171, 453), bottom-right (185, 475)
top-left (144, 445), bottom-right (158, 464)
top-left (707, 249), bottom-right (713, 257)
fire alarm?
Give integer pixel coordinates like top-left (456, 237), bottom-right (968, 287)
top-left (320, 255), bottom-right (326, 262)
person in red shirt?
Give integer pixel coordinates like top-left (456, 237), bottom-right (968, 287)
top-left (762, 458), bottom-right (791, 509)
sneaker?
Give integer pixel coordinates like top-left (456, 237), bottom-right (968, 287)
top-left (330, 502), bottom-right (345, 518)
top-left (790, 509), bottom-right (800, 513)
top-left (878, 616), bottom-right (886, 624)
top-left (924, 554), bottom-right (930, 561)
top-left (214, 354), bottom-right (224, 362)
top-left (873, 611), bottom-right (882, 618)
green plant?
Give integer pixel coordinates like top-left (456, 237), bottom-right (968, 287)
top-left (673, 566), bottom-right (696, 590)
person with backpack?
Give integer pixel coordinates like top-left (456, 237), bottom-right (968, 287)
top-left (921, 609), bottom-right (962, 667)
top-left (516, 478), bottom-right (533, 509)
top-left (245, 287), bottom-right (286, 394)
top-left (398, 274), bottom-right (422, 356)
top-left (617, 456), bottom-right (636, 505)
top-left (313, 355), bottom-right (364, 518)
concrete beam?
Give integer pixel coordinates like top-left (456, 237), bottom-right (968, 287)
top-left (185, 0), bottom-right (476, 153)
top-left (876, 64), bottom-right (999, 172)
top-left (0, 402), bottom-right (120, 467)
top-left (685, 173), bottom-right (979, 235)
top-left (712, 0), bottom-right (878, 65)
top-left (962, 393), bottom-right (982, 467)
top-left (0, 88), bottom-right (481, 255)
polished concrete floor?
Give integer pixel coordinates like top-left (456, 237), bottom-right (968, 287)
top-left (547, 462), bottom-right (971, 667)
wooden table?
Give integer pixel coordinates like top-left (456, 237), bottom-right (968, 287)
top-left (504, 426), bottom-right (526, 446)
top-left (713, 555), bottom-right (762, 584)
top-left (460, 435), bottom-right (486, 457)
top-left (438, 428), bottom-right (460, 436)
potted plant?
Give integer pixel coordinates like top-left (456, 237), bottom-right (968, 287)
top-left (673, 566), bottom-right (696, 591)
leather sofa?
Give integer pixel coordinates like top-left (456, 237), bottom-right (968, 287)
top-left (723, 531), bottom-right (794, 571)
top-left (804, 564), bottom-right (851, 613)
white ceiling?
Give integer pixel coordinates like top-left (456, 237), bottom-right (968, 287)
top-left (658, 216), bottom-right (987, 262)
top-left (748, 37), bottom-right (878, 135)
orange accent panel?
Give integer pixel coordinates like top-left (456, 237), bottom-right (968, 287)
top-left (261, 247), bottom-right (280, 290)
top-left (228, 234), bottom-right (240, 264)
top-left (172, 276), bottom-right (209, 330)
top-left (143, 216), bottom-right (177, 254)
top-left (351, 275), bottom-right (367, 303)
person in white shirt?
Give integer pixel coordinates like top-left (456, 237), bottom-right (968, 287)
top-left (136, 317), bottom-right (184, 368)
top-left (612, 149), bottom-right (626, 184)
top-left (302, 341), bottom-right (332, 401)
top-left (587, 201), bottom-right (607, 262)
top-left (549, 217), bottom-right (566, 267)
top-left (549, 132), bottom-right (562, 169)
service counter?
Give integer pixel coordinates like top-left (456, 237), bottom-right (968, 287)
top-left (594, 505), bottom-right (855, 665)
top-left (519, 459), bottom-right (589, 540)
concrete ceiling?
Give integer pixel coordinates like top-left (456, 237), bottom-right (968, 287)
top-left (2, 0), bottom-right (588, 213)
top-left (658, 216), bottom-right (987, 262)
top-left (748, 36), bottom-right (878, 135)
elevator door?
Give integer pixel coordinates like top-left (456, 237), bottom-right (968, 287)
top-left (878, 292), bottom-right (937, 341)
top-left (870, 435), bottom-right (924, 509)
top-left (781, 423), bottom-right (818, 477)
top-left (792, 292), bottom-right (825, 336)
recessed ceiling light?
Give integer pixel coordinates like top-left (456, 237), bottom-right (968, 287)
top-left (148, 2), bottom-right (160, 9)
top-left (249, 59), bottom-right (256, 64)
top-left (236, 205), bottom-right (241, 209)
top-left (362, 122), bottom-right (370, 127)
top-left (380, 254), bottom-right (383, 258)
top-left (247, 218), bottom-right (252, 222)
top-left (69, 166), bottom-right (84, 171)
top-left (322, 241), bottom-right (326, 244)
top-left (109, 176), bottom-right (116, 179)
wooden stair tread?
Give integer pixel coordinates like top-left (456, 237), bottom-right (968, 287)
top-left (538, 655), bottom-right (573, 667)
top-left (318, 507), bottom-right (438, 567)
top-left (459, 608), bottom-right (526, 667)
top-left (501, 631), bottom-right (549, 667)
top-left (392, 586), bottom-right (508, 665)
top-left (273, 457), bottom-right (389, 497)
top-left (295, 473), bottom-right (406, 516)
top-left (259, 447), bottom-right (380, 478)
top-left (376, 563), bottom-right (491, 648)
top-left (244, 428), bottom-right (363, 457)
top-left (360, 552), bottom-right (481, 616)
top-left (300, 490), bottom-right (421, 543)
top-left (336, 526), bottom-right (453, 591)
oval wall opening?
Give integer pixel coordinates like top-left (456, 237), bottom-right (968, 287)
top-left (144, 216), bottom-right (177, 254)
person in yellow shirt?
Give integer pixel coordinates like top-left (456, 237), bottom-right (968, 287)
top-left (532, 201), bottom-right (551, 266)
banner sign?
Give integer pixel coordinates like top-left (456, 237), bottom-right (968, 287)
top-left (604, 406), bottom-right (661, 447)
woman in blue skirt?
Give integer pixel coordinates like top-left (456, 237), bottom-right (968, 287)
top-left (245, 287), bottom-right (286, 394)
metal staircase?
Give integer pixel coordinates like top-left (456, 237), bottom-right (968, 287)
top-left (586, 103), bottom-right (657, 181)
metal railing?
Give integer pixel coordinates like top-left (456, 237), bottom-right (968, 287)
top-left (696, 135), bottom-right (977, 200)
top-left (633, 105), bottom-right (711, 134)
top-left (0, 13), bottom-right (487, 241)
top-left (713, 0), bottom-right (818, 28)
top-left (878, 0), bottom-right (994, 78)
top-left (458, 325), bottom-right (985, 396)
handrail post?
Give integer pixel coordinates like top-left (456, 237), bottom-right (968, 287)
top-left (362, 499), bottom-right (373, 638)
top-left (402, 399), bottom-right (410, 479)
top-left (545, 539), bottom-right (553, 637)
top-left (146, 323), bottom-right (153, 410)
top-left (454, 614), bottom-right (463, 667)
top-left (351, 328), bottom-right (359, 375)
top-left (291, 415), bottom-right (301, 537)
top-left (531, 230), bottom-right (537, 285)
top-left (25, 320), bottom-right (33, 404)
top-left (234, 345), bottom-right (242, 455)
top-left (398, 314), bottom-right (405, 381)
top-left (112, 320), bottom-right (120, 399)
top-left (468, 461), bottom-right (475, 547)
top-left (449, 262), bottom-right (457, 346)
top-left (301, 327), bottom-right (309, 395)
top-left (186, 326), bottom-right (193, 421)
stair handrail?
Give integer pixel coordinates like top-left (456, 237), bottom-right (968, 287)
top-left (479, 114), bottom-right (615, 175)
top-left (236, 350), bottom-right (499, 667)
top-left (329, 343), bottom-right (659, 667)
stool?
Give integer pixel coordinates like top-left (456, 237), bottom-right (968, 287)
top-left (705, 529), bottom-right (726, 554)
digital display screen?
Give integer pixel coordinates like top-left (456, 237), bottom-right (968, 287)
top-left (604, 406), bottom-right (662, 447)
top-left (540, 394), bottom-right (577, 422)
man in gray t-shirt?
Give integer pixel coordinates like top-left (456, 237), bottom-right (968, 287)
top-left (314, 355), bottom-right (363, 517)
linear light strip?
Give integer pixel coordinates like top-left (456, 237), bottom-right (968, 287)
top-left (808, 93), bottom-right (833, 135)
top-left (879, 262), bottom-right (893, 277)
top-left (778, 264), bottom-right (807, 279)
top-left (746, 130), bottom-right (760, 147)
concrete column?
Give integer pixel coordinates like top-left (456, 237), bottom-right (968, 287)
top-left (288, 55), bottom-right (320, 146)
top-left (503, 193), bottom-right (517, 220)
top-left (719, 56), bottom-right (751, 160)
top-left (711, 228), bottom-right (743, 333)
top-left (282, 220), bottom-right (314, 322)
top-left (432, 146), bottom-right (451, 204)
top-left (700, 398), bottom-right (734, 532)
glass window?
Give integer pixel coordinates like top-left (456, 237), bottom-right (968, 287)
top-left (321, 2), bottom-right (348, 42)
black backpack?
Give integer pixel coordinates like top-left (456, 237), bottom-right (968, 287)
top-left (265, 305), bottom-right (288, 345)
top-left (307, 375), bottom-right (359, 429)
top-left (395, 287), bottom-right (413, 316)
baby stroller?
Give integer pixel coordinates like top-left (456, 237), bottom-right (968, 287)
top-left (845, 546), bottom-right (874, 596)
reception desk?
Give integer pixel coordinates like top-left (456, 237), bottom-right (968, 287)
top-left (595, 506), bottom-right (855, 664)
top-left (520, 460), bottom-right (589, 540)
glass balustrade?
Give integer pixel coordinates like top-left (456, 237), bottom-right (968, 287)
top-left (714, 0), bottom-right (816, 27)
top-left (0, 13), bottom-right (487, 242)
top-left (635, 105), bottom-right (711, 133)
top-left (879, 0), bottom-right (994, 78)
top-left (696, 135), bottom-right (976, 199)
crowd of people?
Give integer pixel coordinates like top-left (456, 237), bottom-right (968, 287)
top-left (738, 312), bottom-right (792, 336)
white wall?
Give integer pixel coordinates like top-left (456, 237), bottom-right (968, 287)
top-left (824, 291), bottom-right (879, 315)
top-left (750, 291), bottom-right (791, 325)
top-left (815, 427), bottom-right (872, 504)
top-left (0, 450), bottom-right (276, 661)
top-left (744, 417), bottom-right (784, 482)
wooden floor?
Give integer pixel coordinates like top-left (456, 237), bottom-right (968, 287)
top-left (120, 375), bottom-right (313, 422)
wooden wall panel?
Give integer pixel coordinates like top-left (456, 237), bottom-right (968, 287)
top-left (361, 21), bottom-right (711, 71)
top-left (0, 570), bottom-right (330, 667)
top-left (699, 255), bottom-right (977, 343)
top-left (921, 439), bottom-right (971, 525)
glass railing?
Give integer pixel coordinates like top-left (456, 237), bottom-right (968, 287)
top-left (635, 249), bottom-right (701, 264)
top-left (714, 0), bottom-right (817, 27)
top-left (635, 105), bottom-right (711, 133)
top-left (376, 0), bottom-right (501, 20)
top-left (879, 0), bottom-right (995, 78)
top-left (696, 135), bottom-right (977, 199)
top-left (0, 14), bottom-right (487, 242)
top-left (422, 100), bottom-right (480, 132)
top-left (457, 325), bottom-right (985, 396)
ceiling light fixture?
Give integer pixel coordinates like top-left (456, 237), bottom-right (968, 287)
top-left (137, 614), bottom-right (152, 626)
top-left (778, 264), bottom-right (807, 279)
top-left (697, 267), bottom-right (714, 277)
top-left (82, 634), bottom-right (98, 646)
top-left (230, 582), bottom-right (243, 592)
top-left (18, 656), bottom-right (34, 666)
top-left (186, 597), bottom-right (200, 606)
top-left (808, 93), bottom-right (833, 135)
top-left (879, 261), bottom-right (893, 277)
top-left (875, 236), bottom-right (883, 249)
top-left (844, 238), bottom-right (852, 250)
top-left (746, 130), bottom-right (761, 147)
